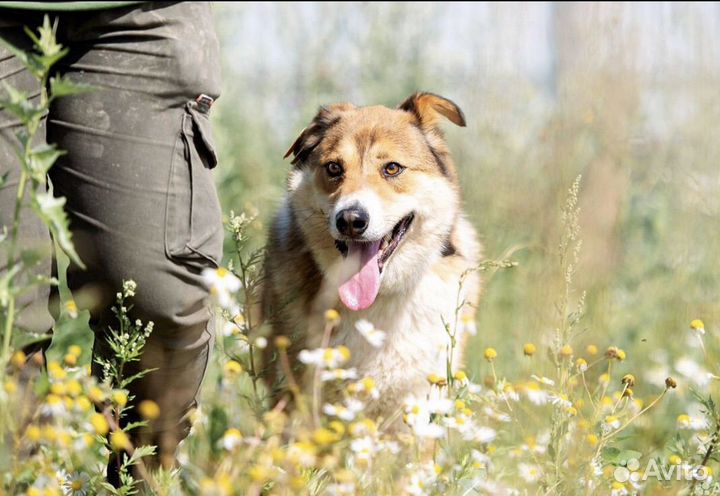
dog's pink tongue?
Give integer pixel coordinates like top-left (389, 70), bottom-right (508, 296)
top-left (338, 241), bottom-right (381, 311)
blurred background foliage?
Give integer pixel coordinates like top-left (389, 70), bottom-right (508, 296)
top-left (209, 1), bottom-right (720, 438)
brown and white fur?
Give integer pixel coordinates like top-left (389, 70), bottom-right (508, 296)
top-left (262, 92), bottom-right (481, 421)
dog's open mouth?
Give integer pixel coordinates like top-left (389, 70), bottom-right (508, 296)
top-left (335, 213), bottom-right (414, 312)
top-left (335, 213), bottom-right (414, 272)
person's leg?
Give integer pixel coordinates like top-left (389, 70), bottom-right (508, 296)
top-left (0, 12), bottom-right (55, 339)
top-left (47, 2), bottom-right (223, 479)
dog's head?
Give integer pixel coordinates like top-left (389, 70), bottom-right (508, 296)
top-left (285, 92), bottom-right (466, 311)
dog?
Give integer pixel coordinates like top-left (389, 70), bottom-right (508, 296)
top-left (261, 92), bottom-right (481, 421)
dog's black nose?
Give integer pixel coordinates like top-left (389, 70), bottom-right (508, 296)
top-left (336, 207), bottom-right (369, 238)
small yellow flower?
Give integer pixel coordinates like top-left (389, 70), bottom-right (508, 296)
top-left (3, 380), bottom-right (17, 395)
top-left (111, 390), bottom-right (128, 407)
top-left (559, 344), bottom-right (573, 358)
top-left (338, 345), bottom-right (351, 361)
top-left (665, 377), bottom-right (677, 389)
top-left (63, 299), bottom-right (79, 318)
top-left (68, 345), bottom-right (82, 357)
top-left (26, 425), bottom-right (41, 443)
top-left (87, 386), bottom-right (105, 403)
top-left (138, 400), bottom-right (160, 420)
top-left (10, 350), bottom-right (26, 369)
top-left (50, 382), bottom-right (66, 396)
top-left (453, 370), bottom-right (468, 383)
top-left (66, 380), bottom-right (82, 397)
top-left (110, 430), bottom-right (131, 451)
top-left (690, 319), bottom-right (706, 335)
top-left (669, 455), bottom-right (682, 465)
top-left (324, 309), bottom-right (341, 326)
top-left (623, 388), bottom-right (633, 398)
top-left (426, 373), bottom-right (446, 386)
top-left (523, 343), bottom-right (536, 356)
top-left (484, 347), bottom-right (498, 361)
top-left (586, 433), bottom-right (599, 446)
top-left (63, 353), bottom-right (77, 367)
top-left (606, 346), bottom-right (626, 361)
top-left (248, 465), bottom-right (269, 482)
top-left (75, 396), bottom-right (92, 412)
top-left (224, 360), bottom-right (243, 376)
top-left (586, 344), bottom-right (598, 356)
top-left (622, 374), bottom-right (636, 387)
top-left (91, 413), bottom-right (109, 435)
top-left (274, 336), bottom-right (291, 349)
top-left (576, 358), bottom-right (588, 372)
top-left (313, 428), bottom-right (338, 446)
top-left (598, 373), bottom-right (610, 385)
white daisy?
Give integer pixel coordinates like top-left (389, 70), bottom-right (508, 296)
top-left (355, 319), bottom-right (387, 348)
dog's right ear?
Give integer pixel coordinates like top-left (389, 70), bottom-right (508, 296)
top-left (284, 103), bottom-right (354, 166)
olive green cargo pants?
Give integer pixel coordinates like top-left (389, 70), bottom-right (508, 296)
top-left (0, 2), bottom-right (223, 480)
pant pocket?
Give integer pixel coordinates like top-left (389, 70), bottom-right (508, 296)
top-left (164, 101), bottom-right (223, 268)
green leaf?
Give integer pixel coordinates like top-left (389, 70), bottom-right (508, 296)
top-left (602, 447), bottom-right (642, 465)
top-left (27, 143), bottom-right (65, 182)
top-left (31, 180), bottom-right (85, 269)
top-left (0, 82), bottom-right (44, 125)
top-left (209, 405), bottom-right (229, 455)
top-left (49, 74), bottom-right (96, 99)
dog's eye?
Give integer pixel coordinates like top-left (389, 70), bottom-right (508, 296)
top-left (383, 162), bottom-right (405, 178)
top-left (325, 162), bottom-right (344, 178)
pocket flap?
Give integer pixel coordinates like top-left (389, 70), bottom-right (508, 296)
top-left (186, 101), bottom-right (218, 169)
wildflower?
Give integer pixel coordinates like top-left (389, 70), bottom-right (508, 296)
top-left (299, 346), bottom-right (350, 369)
top-left (461, 314), bottom-right (478, 335)
top-left (426, 373), bottom-right (447, 386)
top-left (323, 403), bottom-right (358, 421)
top-left (64, 472), bottom-right (90, 495)
top-left (274, 335), bottom-right (290, 349)
top-left (287, 442), bottom-right (317, 467)
top-left (531, 375), bottom-right (555, 386)
top-left (675, 357), bottom-right (712, 386)
top-left (586, 433), bottom-right (599, 446)
top-left (111, 390), bottom-right (128, 407)
top-left (677, 414), bottom-right (707, 430)
top-left (321, 368), bottom-right (358, 382)
top-left (122, 280), bottom-right (137, 297)
top-left (63, 300), bottom-right (79, 319)
top-left (325, 309), bottom-right (341, 326)
top-left (524, 382), bottom-right (548, 405)
top-left (622, 374), bottom-right (636, 387)
top-left (41, 394), bottom-right (66, 417)
top-left (87, 386), bottom-right (105, 403)
top-left (519, 463), bottom-right (542, 483)
top-left (347, 377), bottom-right (379, 399)
top-left (606, 346), bottom-right (626, 361)
top-left (598, 373), bottom-right (610, 386)
top-left (25, 425), bottom-right (41, 443)
top-left (523, 343), bottom-right (536, 356)
top-left (221, 428), bottom-right (243, 450)
top-left (622, 388), bottom-right (633, 398)
top-left (549, 392), bottom-right (573, 410)
top-left (138, 400), bottom-right (160, 420)
top-left (3, 380), bottom-right (17, 395)
top-left (453, 370), bottom-right (469, 385)
top-left (576, 358), bottom-right (588, 372)
top-left (559, 344), bottom-right (573, 358)
top-left (224, 360), bottom-right (243, 376)
top-left (603, 415), bottom-right (621, 433)
top-left (586, 344), bottom-right (598, 355)
top-left (355, 319), bottom-right (386, 348)
top-left (350, 436), bottom-right (374, 464)
top-left (484, 347), bottom-right (497, 361)
top-left (313, 427), bottom-right (339, 445)
top-left (202, 267), bottom-right (241, 309)
top-left (110, 430), bottom-right (131, 451)
top-left (690, 319), bottom-right (706, 335)
top-left (10, 350), bottom-right (26, 368)
top-left (669, 455), bottom-right (682, 465)
top-left (403, 397), bottom-right (445, 439)
top-left (90, 413), bottom-right (109, 435)
top-left (665, 377), bottom-right (677, 389)
top-left (64, 353), bottom-right (77, 367)
top-left (326, 483), bottom-right (356, 496)
top-left (254, 336), bottom-right (268, 349)
top-left (248, 465), bottom-right (270, 483)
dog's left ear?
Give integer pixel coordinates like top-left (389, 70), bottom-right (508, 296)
top-left (398, 92), bottom-right (466, 130)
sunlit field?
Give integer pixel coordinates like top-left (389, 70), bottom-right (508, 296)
top-left (2, 3), bottom-right (720, 495)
